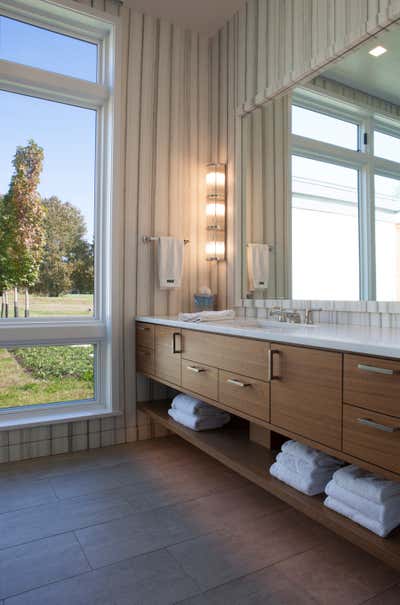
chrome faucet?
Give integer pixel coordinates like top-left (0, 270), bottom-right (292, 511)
top-left (285, 310), bottom-right (302, 324)
top-left (268, 302), bottom-right (286, 322)
top-left (304, 307), bottom-right (323, 325)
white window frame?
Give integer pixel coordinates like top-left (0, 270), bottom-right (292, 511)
top-left (291, 88), bottom-right (400, 301)
top-left (0, 0), bottom-right (123, 428)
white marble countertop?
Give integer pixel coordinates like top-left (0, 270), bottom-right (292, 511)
top-left (136, 315), bottom-right (400, 359)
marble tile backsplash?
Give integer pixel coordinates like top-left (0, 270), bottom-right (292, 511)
top-left (238, 299), bottom-right (400, 328)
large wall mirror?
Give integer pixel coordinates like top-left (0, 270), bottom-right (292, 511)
top-left (241, 25), bottom-right (400, 302)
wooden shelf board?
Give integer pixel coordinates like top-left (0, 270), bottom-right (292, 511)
top-left (139, 399), bottom-right (400, 572)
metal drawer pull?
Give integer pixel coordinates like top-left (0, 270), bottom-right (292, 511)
top-left (357, 418), bottom-right (400, 433)
top-left (268, 349), bottom-right (280, 381)
top-left (172, 332), bottom-right (182, 354)
top-left (137, 325), bottom-right (150, 331)
top-left (227, 378), bottom-right (251, 388)
top-left (187, 366), bottom-right (206, 373)
top-left (357, 363), bottom-right (397, 376)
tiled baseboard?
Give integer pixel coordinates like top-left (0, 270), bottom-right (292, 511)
top-left (239, 299), bottom-right (400, 328)
top-left (0, 415), bottom-right (170, 465)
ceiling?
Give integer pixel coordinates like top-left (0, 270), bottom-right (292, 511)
top-left (324, 25), bottom-right (400, 105)
top-left (123, 0), bottom-right (246, 35)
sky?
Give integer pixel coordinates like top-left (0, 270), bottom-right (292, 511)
top-left (0, 16), bottom-right (97, 241)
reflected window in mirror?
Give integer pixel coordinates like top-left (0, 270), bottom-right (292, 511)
top-left (291, 92), bottom-right (400, 301)
top-left (292, 156), bottom-right (360, 300)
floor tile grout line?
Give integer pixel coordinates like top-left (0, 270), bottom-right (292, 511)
top-left (73, 530), bottom-right (95, 571)
top-left (359, 581), bottom-right (400, 604)
top-left (1, 568), bottom-right (93, 602)
top-left (167, 539), bottom-right (324, 601)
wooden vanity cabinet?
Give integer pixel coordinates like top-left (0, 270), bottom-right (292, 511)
top-left (270, 344), bottom-right (342, 450)
top-left (154, 325), bottom-right (182, 385)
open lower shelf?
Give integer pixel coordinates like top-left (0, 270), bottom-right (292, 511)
top-left (138, 399), bottom-right (400, 571)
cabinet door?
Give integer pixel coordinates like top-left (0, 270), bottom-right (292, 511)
top-left (270, 344), bottom-right (342, 449)
top-left (155, 325), bottom-right (182, 385)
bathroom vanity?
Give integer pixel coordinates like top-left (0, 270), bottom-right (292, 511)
top-left (136, 316), bottom-right (400, 569)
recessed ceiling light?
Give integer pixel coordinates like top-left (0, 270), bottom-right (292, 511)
top-left (369, 45), bottom-right (387, 57)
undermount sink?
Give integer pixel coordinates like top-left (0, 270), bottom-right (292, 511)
top-left (257, 319), bottom-right (318, 329)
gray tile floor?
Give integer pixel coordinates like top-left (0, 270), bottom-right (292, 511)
top-left (0, 436), bottom-right (399, 604)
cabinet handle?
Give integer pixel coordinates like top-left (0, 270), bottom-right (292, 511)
top-left (268, 349), bottom-right (280, 381)
top-left (172, 332), bottom-right (182, 354)
top-left (187, 365), bottom-right (206, 373)
top-left (137, 325), bottom-right (150, 331)
top-left (227, 378), bottom-right (251, 388)
top-left (357, 363), bottom-right (397, 376)
top-left (357, 417), bottom-right (400, 433)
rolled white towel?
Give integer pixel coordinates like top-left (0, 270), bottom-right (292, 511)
top-left (281, 440), bottom-right (344, 469)
top-left (270, 461), bottom-right (330, 496)
top-left (276, 452), bottom-right (337, 482)
top-left (178, 310), bottom-right (235, 323)
top-left (324, 496), bottom-right (399, 538)
top-left (168, 407), bottom-right (230, 431)
top-left (325, 480), bottom-right (400, 526)
top-left (333, 465), bottom-right (400, 504)
top-left (172, 394), bottom-right (225, 417)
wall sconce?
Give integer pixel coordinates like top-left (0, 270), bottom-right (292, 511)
top-left (206, 163), bottom-right (226, 261)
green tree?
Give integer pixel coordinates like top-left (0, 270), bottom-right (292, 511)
top-left (34, 196), bottom-right (88, 296)
top-left (0, 141), bottom-right (45, 316)
top-left (70, 239), bottom-right (94, 294)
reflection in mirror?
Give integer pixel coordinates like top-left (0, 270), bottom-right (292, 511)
top-left (241, 25), bottom-right (400, 302)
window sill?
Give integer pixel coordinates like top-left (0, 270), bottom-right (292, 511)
top-left (0, 405), bottom-right (122, 431)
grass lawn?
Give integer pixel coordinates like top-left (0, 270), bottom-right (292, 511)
top-left (4, 293), bottom-right (94, 317)
top-left (0, 346), bottom-right (94, 408)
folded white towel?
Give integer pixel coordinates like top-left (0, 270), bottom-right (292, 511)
top-left (168, 407), bottom-right (230, 431)
top-left (325, 480), bottom-right (400, 526)
top-left (178, 310), bottom-right (235, 323)
top-left (270, 462), bottom-right (330, 496)
top-left (281, 440), bottom-right (344, 469)
top-left (324, 496), bottom-right (399, 538)
top-left (247, 243), bottom-right (270, 290)
top-left (172, 402), bottom-right (227, 419)
top-left (158, 237), bottom-right (184, 289)
top-left (333, 465), bottom-right (400, 504)
top-left (276, 452), bottom-right (338, 482)
top-left (171, 394), bottom-right (220, 417)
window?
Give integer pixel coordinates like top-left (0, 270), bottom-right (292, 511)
top-left (292, 104), bottom-right (359, 150)
top-left (292, 156), bottom-right (360, 300)
top-left (0, 0), bottom-right (120, 420)
top-left (292, 92), bottom-right (400, 301)
top-left (0, 15), bottom-right (98, 81)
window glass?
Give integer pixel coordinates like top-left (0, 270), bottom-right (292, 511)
top-left (0, 90), bottom-right (95, 318)
top-left (0, 16), bottom-right (97, 81)
top-left (374, 130), bottom-right (400, 163)
top-left (0, 345), bottom-right (95, 409)
top-left (374, 174), bottom-right (400, 301)
top-left (292, 156), bottom-right (360, 300)
top-left (292, 105), bottom-right (359, 150)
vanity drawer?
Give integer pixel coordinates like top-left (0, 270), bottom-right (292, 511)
top-left (344, 354), bottom-right (400, 418)
top-left (182, 360), bottom-right (219, 401)
top-left (155, 325), bottom-right (182, 385)
top-left (219, 371), bottom-right (269, 421)
top-left (343, 404), bottom-right (400, 475)
top-left (136, 322), bottom-right (155, 349)
top-left (136, 346), bottom-right (154, 375)
top-left (182, 330), bottom-right (269, 381)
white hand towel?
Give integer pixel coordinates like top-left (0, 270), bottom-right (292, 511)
top-left (324, 496), bottom-right (399, 538)
top-left (270, 461), bottom-right (330, 496)
top-left (276, 452), bottom-right (338, 482)
top-left (172, 395), bottom-right (227, 418)
top-left (247, 244), bottom-right (270, 290)
top-left (178, 310), bottom-right (235, 323)
top-left (333, 465), bottom-right (400, 504)
top-left (158, 237), bottom-right (184, 289)
top-left (168, 407), bottom-right (230, 431)
top-left (325, 480), bottom-right (400, 526)
top-left (281, 440), bottom-right (344, 469)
